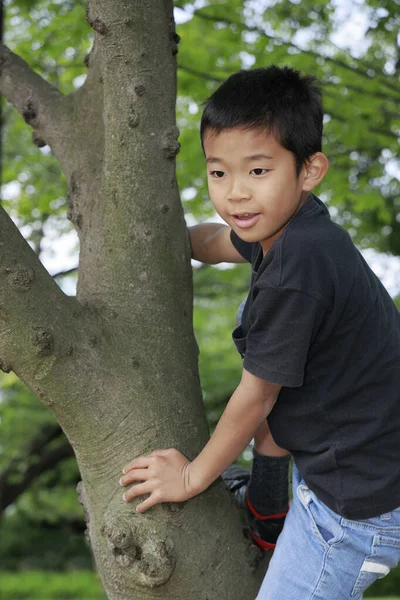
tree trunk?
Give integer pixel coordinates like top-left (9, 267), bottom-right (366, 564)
top-left (0, 1), bottom-right (265, 598)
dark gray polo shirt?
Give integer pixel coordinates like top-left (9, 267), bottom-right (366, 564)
top-left (231, 194), bottom-right (400, 519)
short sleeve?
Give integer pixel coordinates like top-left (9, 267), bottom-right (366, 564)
top-left (243, 286), bottom-right (325, 387)
top-left (230, 230), bottom-right (253, 263)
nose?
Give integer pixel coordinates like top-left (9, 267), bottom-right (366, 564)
top-left (228, 178), bottom-right (251, 203)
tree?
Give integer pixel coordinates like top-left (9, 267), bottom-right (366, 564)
top-left (0, 2), bottom-right (263, 598)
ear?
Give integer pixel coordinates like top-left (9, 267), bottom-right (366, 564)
top-left (301, 152), bottom-right (329, 192)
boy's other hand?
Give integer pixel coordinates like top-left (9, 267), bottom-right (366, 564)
top-left (189, 223), bottom-right (247, 264)
top-left (120, 448), bottom-right (200, 513)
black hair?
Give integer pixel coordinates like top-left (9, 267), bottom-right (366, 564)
top-left (200, 66), bottom-right (323, 174)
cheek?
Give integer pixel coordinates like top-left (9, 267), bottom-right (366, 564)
top-left (209, 189), bottom-right (224, 208)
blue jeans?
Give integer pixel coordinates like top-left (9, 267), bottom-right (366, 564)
top-left (257, 465), bottom-right (400, 599)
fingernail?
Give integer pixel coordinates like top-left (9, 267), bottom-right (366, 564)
top-left (119, 478), bottom-right (124, 486)
top-left (122, 468), bottom-right (127, 474)
top-left (123, 494), bottom-right (127, 501)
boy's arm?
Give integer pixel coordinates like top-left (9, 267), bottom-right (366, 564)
top-left (189, 223), bottom-right (247, 264)
top-left (120, 369), bottom-right (281, 512)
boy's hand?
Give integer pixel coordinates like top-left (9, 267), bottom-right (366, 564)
top-left (120, 448), bottom-right (200, 513)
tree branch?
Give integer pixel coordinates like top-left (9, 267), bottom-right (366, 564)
top-left (323, 80), bottom-right (400, 105)
top-left (0, 423), bottom-right (63, 483)
top-left (0, 44), bottom-right (66, 149)
top-left (0, 205), bottom-right (77, 396)
top-left (178, 64), bottom-right (224, 83)
top-left (0, 438), bottom-right (74, 513)
top-left (190, 9), bottom-right (400, 97)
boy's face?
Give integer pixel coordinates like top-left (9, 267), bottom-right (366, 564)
top-left (203, 127), bottom-right (310, 254)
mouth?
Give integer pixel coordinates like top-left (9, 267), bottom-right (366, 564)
top-left (232, 212), bottom-right (261, 229)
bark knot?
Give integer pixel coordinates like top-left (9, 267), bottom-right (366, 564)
top-left (86, 8), bottom-right (107, 35)
top-left (0, 358), bottom-right (11, 373)
top-left (32, 131), bottom-right (47, 148)
top-left (67, 173), bottom-right (83, 229)
top-left (171, 32), bottom-right (181, 55)
top-left (162, 126), bottom-right (180, 159)
top-left (2, 266), bottom-right (35, 291)
top-left (23, 101), bottom-right (37, 125)
top-left (77, 480), bottom-right (91, 544)
top-left (89, 335), bottom-right (101, 347)
top-left (33, 384), bottom-right (46, 401)
top-left (103, 513), bottom-right (175, 587)
top-left (134, 84), bottom-right (145, 97)
top-left (92, 19), bottom-right (107, 35)
top-left (169, 17), bottom-right (180, 55)
top-left (31, 326), bottom-right (54, 357)
top-left (128, 108), bottom-right (139, 129)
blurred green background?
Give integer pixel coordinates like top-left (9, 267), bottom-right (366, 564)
top-left (1, 0), bottom-right (399, 597)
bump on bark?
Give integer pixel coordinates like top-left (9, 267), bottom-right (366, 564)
top-left (89, 335), bottom-right (100, 347)
top-left (67, 173), bottom-right (83, 229)
top-left (134, 84), bottom-right (145, 97)
top-left (171, 33), bottom-right (180, 55)
top-left (162, 126), bottom-right (180, 159)
top-left (1, 265), bottom-right (35, 291)
top-left (0, 358), bottom-right (11, 373)
top-left (77, 481), bottom-right (91, 544)
top-left (103, 514), bottom-right (175, 587)
top-left (105, 519), bottom-right (137, 567)
top-left (23, 100), bottom-right (37, 125)
top-left (93, 18), bottom-right (107, 35)
top-left (31, 326), bottom-right (54, 357)
top-left (33, 384), bottom-right (46, 401)
top-left (32, 131), bottom-right (47, 147)
top-left (128, 107), bottom-right (139, 129)
top-left (86, 6), bottom-right (107, 35)
top-left (169, 17), bottom-right (180, 55)
top-left (11, 266), bottom-right (34, 290)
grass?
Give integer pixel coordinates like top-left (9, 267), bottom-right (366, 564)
top-left (0, 571), bottom-right (107, 600)
top-left (0, 571), bottom-right (399, 600)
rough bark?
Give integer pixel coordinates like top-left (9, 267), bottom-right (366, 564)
top-left (0, 1), bottom-right (266, 598)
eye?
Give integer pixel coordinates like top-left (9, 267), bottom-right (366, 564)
top-left (210, 170), bottom-right (225, 178)
top-left (250, 168), bottom-right (268, 176)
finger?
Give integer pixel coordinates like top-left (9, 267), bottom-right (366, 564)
top-left (120, 469), bottom-right (149, 487)
top-left (136, 492), bottom-right (163, 513)
top-left (123, 482), bottom-right (152, 503)
top-left (122, 456), bottom-right (151, 474)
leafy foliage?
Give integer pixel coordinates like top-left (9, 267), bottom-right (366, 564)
top-left (175, 0), bottom-right (400, 252)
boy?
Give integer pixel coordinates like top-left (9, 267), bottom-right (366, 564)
top-left (120, 66), bottom-right (400, 599)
